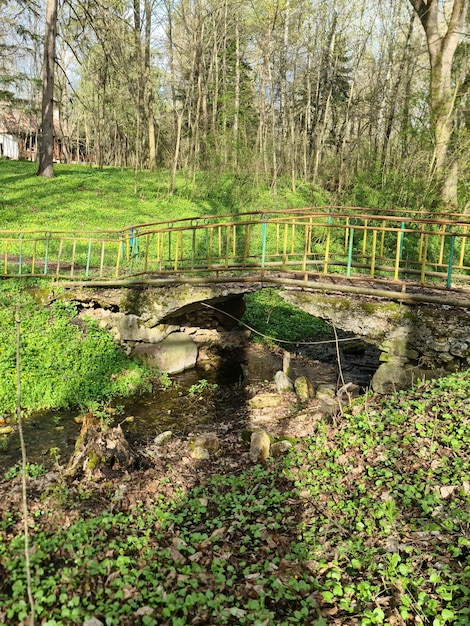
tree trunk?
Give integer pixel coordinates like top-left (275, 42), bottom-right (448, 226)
top-left (409, 0), bottom-right (468, 207)
top-left (145, 0), bottom-right (156, 170)
top-left (66, 412), bottom-right (141, 480)
top-left (37, 0), bottom-right (58, 178)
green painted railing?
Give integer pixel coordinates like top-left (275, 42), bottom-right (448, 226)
top-left (1, 207), bottom-right (470, 289)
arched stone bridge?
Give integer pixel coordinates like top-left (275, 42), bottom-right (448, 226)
top-left (60, 274), bottom-right (470, 393)
top-left (9, 204), bottom-right (470, 391)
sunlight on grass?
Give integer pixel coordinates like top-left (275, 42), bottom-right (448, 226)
top-left (0, 161), bottom-right (330, 232)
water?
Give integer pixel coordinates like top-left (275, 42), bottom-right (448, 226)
top-left (0, 338), bottom-right (380, 474)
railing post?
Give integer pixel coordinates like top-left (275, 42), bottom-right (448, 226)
top-left (420, 233), bottom-right (428, 284)
top-left (439, 223), bottom-right (446, 266)
top-left (144, 233), bottom-right (149, 272)
top-left (18, 234), bottom-right (24, 275)
top-left (168, 224), bottom-right (173, 262)
top-left (44, 233), bottom-right (51, 275)
top-left (370, 230), bottom-right (377, 278)
top-left (399, 221), bottom-right (405, 260)
top-left (116, 233), bottom-right (123, 278)
top-left (394, 222), bottom-right (405, 280)
top-left (362, 219), bottom-right (368, 255)
top-left (282, 223), bottom-right (288, 268)
top-left (31, 240), bottom-right (37, 274)
top-left (191, 220), bottom-right (198, 269)
top-left (346, 219), bottom-right (355, 277)
top-left (130, 227), bottom-right (138, 259)
top-left (86, 240), bottom-right (92, 277)
top-left (459, 226), bottom-right (467, 268)
top-left (71, 240), bottom-right (77, 277)
top-left (447, 233), bottom-right (456, 288)
top-left (261, 214), bottom-right (269, 269)
top-left (323, 216), bottom-right (332, 274)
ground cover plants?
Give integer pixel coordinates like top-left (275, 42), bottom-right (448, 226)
top-left (0, 281), bottom-right (152, 416)
top-left (1, 370), bottom-right (470, 625)
top-left (242, 289), bottom-right (331, 344)
top-left (0, 161), bottom-right (328, 232)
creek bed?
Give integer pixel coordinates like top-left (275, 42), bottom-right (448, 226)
top-left (0, 337), bottom-right (380, 474)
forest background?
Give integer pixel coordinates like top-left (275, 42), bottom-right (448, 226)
top-left (1, 0), bottom-right (469, 211)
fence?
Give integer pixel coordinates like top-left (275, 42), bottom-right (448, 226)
top-left (1, 207), bottom-right (470, 289)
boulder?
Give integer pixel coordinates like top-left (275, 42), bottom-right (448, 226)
top-left (282, 351), bottom-right (292, 377)
top-left (294, 376), bottom-right (315, 401)
top-left (132, 332), bottom-right (198, 374)
top-left (189, 432), bottom-right (220, 454)
top-left (116, 314), bottom-right (178, 343)
top-left (83, 619), bottom-right (104, 626)
top-left (270, 440), bottom-right (293, 457)
top-left (190, 446), bottom-right (210, 460)
top-left (248, 393), bottom-right (285, 409)
top-left (317, 387), bottom-right (340, 416)
top-left (316, 384), bottom-right (336, 397)
top-left (250, 430), bottom-right (271, 462)
top-left (337, 382), bottom-right (361, 402)
top-left (371, 361), bottom-right (414, 394)
top-left (371, 361), bottom-right (446, 394)
top-left (154, 431), bottom-right (173, 446)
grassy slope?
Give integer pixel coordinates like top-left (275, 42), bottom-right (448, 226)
top-left (0, 160), bottom-right (328, 231)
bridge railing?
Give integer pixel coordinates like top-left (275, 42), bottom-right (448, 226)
top-left (1, 207), bottom-right (470, 288)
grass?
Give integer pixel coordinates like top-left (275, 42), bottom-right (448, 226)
top-left (242, 289), bottom-right (331, 344)
top-left (1, 371), bottom-right (470, 624)
top-left (0, 161), bottom-right (330, 232)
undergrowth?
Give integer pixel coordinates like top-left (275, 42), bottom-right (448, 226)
top-left (0, 283), bottom-right (152, 416)
top-left (1, 371), bottom-right (469, 625)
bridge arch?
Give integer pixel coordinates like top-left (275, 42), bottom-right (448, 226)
top-left (62, 280), bottom-right (470, 393)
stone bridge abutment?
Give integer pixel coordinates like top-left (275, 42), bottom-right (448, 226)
top-left (280, 289), bottom-right (470, 393)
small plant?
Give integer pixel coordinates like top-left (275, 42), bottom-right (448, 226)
top-left (158, 372), bottom-right (173, 390)
top-left (188, 379), bottom-right (218, 396)
top-left (3, 462), bottom-right (47, 480)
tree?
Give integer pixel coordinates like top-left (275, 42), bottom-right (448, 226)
top-left (408, 0), bottom-right (468, 207)
top-left (37, 0), bottom-right (58, 177)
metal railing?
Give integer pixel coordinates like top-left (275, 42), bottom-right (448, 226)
top-left (1, 207), bottom-right (470, 290)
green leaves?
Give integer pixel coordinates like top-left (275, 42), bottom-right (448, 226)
top-left (242, 288), bottom-right (330, 344)
top-left (2, 369), bottom-right (470, 624)
top-left (0, 291), bottom-right (151, 415)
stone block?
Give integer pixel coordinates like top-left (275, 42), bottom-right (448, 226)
top-left (132, 332), bottom-right (197, 374)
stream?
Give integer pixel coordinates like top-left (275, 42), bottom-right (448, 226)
top-left (0, 335), bottom-right (381, 474)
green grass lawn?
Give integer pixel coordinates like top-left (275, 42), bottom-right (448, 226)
top-left (0, 160), bottom-right (329, 232)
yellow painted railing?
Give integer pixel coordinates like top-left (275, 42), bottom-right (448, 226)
top-left (1, 207), bottom-right (470, 289)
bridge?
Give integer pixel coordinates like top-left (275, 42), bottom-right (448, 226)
top-left (4, 206), bottom-right (470, 391)
top-left (2, 206), bottom-right (470, 306)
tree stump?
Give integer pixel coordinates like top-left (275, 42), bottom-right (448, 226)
top-left (65, 412), bottom-right (140, 479)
